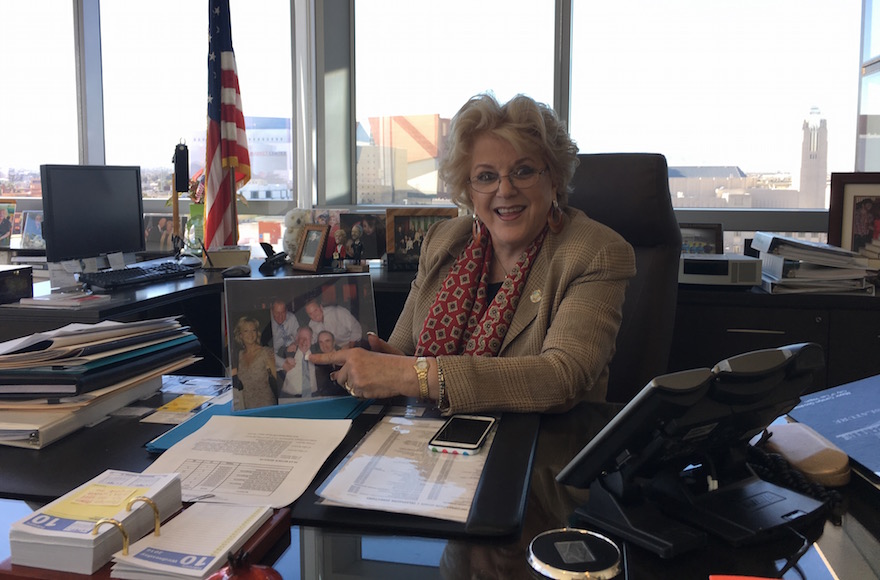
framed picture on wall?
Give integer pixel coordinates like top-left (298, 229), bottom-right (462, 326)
top-left (679, 223), bottom-right (723, 254)
top-left (829, 173), bottom-right (880, 259)
top-left (293, 224), bottom-right (330, 272)
top-left (385, 207), bottom-right (459, 271)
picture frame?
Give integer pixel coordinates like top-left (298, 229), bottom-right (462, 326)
top-left (679, 222), bottom-right (723, 254)
top-left (339, 212), bottom-right (387, 260)
top-left (385, 207), bottom-right (458, 271)
top-left (224, 273), bottom-right (377, 410)
top-left (293, 224), bottom-right (330, 271)
top-left (829, 172), bottom-right (880, 254)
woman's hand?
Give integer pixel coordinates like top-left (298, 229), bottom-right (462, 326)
top-left (309, 336), bottom-right (414, 400)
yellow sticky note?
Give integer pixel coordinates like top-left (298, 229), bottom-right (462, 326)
top-left (155, 394), bottom-right (212, 413)
top-left (45, 484), bottom-right (148, 521)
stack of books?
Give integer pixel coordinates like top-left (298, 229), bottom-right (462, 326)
top-left (9, 470), bottom-right (183, 575)
top-left (0, 317), bottom-right (202, 448)
top-left (752, 231), bottom-right (876, 295)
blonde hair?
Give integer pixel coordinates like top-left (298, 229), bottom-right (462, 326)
top-left (233, 316), bottom-right (260, 347)
top-left (439, 93), bottom-right (579, 211)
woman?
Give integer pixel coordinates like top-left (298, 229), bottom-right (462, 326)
top-left (231, 316), bottom-right (278, 410)
top-left (310, 93), bottom-right (636, 414)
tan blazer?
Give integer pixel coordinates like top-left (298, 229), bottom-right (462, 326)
top-left (389, 208), bottom-right (636, 414)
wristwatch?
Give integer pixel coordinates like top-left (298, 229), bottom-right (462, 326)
top-left (414, 356), bottom-right (429, 402)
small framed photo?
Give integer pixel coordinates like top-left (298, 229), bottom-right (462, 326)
top-left (339, 212), bottom-right (387, 260)
top-left (293, 224), bottom-right (330, 271)
top-left (385, 207), bottom-right (458, 270)
top-left (829, 172), bottom-right (880, 256)
top-left (0, 200), bottom-right (16, 249)
top-left (679, 223), bottom-right (723, 254)
top-left (20, 210), bottom-right (45, 249)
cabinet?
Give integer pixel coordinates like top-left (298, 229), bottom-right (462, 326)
top-left (670, 289), bottom-right (880, 392)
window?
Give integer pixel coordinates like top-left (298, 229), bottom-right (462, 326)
top-left (0, 2), bottom-right (78, 194)
top-left (100, 0), bottom-right (295, 251)
top-left (352, 0), bottom-right (555, 205)
top-left (570, 1), bottom-right (861, 214)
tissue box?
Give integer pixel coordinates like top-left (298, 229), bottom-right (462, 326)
top-left (202, 246), bottom-right (251, 269)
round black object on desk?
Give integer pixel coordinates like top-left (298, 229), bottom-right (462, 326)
top-left (528, 528), bottom-right (622, 579)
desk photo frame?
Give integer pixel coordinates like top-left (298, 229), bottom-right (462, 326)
top-left (385, 207), bottom-right (458, 271)
top-left (293, 224), bottom-right (330, 272)
top-left (829, 172), bottom-right (880, 257)
top-left (679, 222), bottom-right (723, 254)
top-left (224, 273), bottom-right (377, 411)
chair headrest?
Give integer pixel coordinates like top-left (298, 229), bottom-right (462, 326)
top-left (568, 153), bottom-right (680, 247)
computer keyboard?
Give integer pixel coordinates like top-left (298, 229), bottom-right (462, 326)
top-left (78, 261), bottom-right (197, 291)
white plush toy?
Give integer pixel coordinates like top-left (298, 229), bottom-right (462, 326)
top-left (282, 208), bottom-right (312, 261)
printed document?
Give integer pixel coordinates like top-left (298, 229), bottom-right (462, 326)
top-left (144, 415), bottom-right (351, 508)
top-left (317, 416), bottom-right (494, 522)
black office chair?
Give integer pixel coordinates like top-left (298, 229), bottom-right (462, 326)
top-left (567, 153), bottom-right (682, 404)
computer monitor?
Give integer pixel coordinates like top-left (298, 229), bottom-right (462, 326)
top-left (556, 342), bottom-right (828, 558)
top-left (40, 164), bottom-right (145, 264)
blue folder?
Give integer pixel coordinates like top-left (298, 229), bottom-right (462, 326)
top-left (146, 396), bottom-right (371, 453)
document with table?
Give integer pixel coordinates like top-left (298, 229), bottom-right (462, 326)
top-left (143, 415), bottom-right (352, 508)
top-left (317, 415), bottom-right (492, 523)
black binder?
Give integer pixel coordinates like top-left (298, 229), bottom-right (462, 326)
top-left (288, 410), bottom-right (540, 540)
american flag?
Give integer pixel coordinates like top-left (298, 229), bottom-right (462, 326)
top-left (204, 0), bottom-right (250, 249)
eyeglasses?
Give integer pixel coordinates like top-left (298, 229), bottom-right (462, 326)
top-left (467, 166), bottom-right (549, 194)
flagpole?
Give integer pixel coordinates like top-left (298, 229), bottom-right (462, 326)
top-left (230, 173), bottom-right (238, 246)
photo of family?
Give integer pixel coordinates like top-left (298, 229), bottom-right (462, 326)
top-left (224, 274), bottom-right (377, 411)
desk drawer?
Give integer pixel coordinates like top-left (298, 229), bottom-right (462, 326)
top-left (669, 304), bottom-right (829, 389)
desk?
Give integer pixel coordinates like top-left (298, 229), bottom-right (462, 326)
top-left (1, 399), bottom-right (879, 578)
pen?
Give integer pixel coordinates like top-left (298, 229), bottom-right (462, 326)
top-left (198, 238), bottom-right (215, 268)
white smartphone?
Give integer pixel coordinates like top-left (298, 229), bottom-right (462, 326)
top-left (428, 414), bottom-right (496, 455)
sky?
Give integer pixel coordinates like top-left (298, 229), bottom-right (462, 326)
top-left (0, 1), bottom-right (865, 180)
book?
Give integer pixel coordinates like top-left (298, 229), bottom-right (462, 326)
top-left (109, 503), bottom-right (273, 579)
top-left (0, 335), bottom-right (201, 398)
top-left (18, 292), bottom-right (112, 309)
top-left (760, 252), bottom-right (867, 281)
top-left (9, 470), bottom-right (182, 575)
top-left (789, 374), bottom-right (880, 483)
top-left (751, 231), bottom-right (870, 269)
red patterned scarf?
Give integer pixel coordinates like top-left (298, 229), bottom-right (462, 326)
top-left (416, 226), bottom-right (547, 357)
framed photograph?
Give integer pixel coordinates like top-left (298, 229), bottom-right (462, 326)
top-left (0, 201), bottom-right (16, 248)
top-left (293, 224), bottom-right (330, 271)
top-left (339, 212), bottom-right (387, 260)
top-left (829, 173), bottom-right (880, 256)
top-left (224, 273), bottom-right (377, 410)
top-left (385, 207), bottom-right (458, 270)
top-left (144, 213), bottom-right (188, 254)
top-left (20, 210), bottom-right (45, 249)
top-left (679, 222), bottom-right (723, 254)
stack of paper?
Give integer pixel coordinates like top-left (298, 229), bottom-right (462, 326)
top-left (109, 503), bottom-right (273, 579)
top-left (0, 317), bottom-right (202, 448)
top-left (9, 470), bottom-right (182, 575)
top-left (752, 231), bottom-right (875, 295)
top-left (0, 317), bottom-right (201, 399)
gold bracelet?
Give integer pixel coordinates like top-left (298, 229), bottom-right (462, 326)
top-left (437, 360), bottom-right (449, 411)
